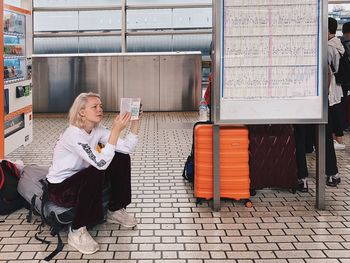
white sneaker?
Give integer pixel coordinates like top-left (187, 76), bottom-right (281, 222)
top-left (334, 140), bottom-right (346, 150)
top-left (68, 226), bottom-right (99, 254)
top-left (107, 208), bottom-right (137, 228)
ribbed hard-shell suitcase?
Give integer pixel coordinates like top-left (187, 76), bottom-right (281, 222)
top-left (248, 124), bottom-right (298, 191)
top-left (194, 123), bottom-right (251, 206)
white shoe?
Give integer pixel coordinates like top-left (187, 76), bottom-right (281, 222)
top-left (68, 226), bottom-right (99, 254)
top-left (107, 208), bottom-right (137, 228)
top-left (334, 140), bottom-right (346, 150)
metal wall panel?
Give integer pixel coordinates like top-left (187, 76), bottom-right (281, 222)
top-left (122, 56), bottom-right (160, 111)
top-left (33, 57), bottom-right (76, 113)
top-left (32, 52), bottom-right (201, 112)
top-left (32, 58), bottom-right (49, 112)
top-left (76, 56), bottom-right (118, 111)
top-left (160, 55), bottom-right (201, 111)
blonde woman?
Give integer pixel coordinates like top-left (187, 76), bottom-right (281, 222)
top-left (46, 92), bottom-right (141, 254)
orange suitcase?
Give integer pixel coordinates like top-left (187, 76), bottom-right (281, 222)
top-left (194, 123), bottom-right (251, 207)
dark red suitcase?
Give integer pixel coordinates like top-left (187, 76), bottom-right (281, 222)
top-left (248, 124), bottom-right (298, 191)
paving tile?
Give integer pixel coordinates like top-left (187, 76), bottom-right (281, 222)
top-left (3, 112), bottom-right (350, 262)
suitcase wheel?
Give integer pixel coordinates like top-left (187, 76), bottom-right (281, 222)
top-left (291, 188), bottom-right (297, 194)
top-left (244, 199), bottom-right (253, 208)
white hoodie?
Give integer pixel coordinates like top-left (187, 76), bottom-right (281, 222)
top-left (47, 125), bottom-right (138, 183)
top-left (328, 36), bottom-right (345, 106)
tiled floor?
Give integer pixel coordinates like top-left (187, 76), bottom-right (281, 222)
top-left (2, 112), bottom-right (350, 263)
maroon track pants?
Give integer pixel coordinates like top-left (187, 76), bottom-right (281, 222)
top-left (47, 152), bottom-right (131, 229)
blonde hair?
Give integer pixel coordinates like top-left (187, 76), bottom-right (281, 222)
top-left (68, 92), bottom-right (101, 128)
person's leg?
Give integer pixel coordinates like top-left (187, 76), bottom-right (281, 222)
top-left (340, 87), bottom-right (348, 131)
top-left (326, 107), bottom-right (340, 187)
top-left (330, 103), bottom-right (345, 148)
top-left (105, 152), bottom-right (136, 227)
top-left (48, 166), bottom-right (105, 228)
top-left (293, 124), bottom-right (308, 192)
top-left (107, 152), bottom-right (131, 210)
top-left (305, 124), bottom-right (315, 153)
top-left (345, 86), bottom-right (350, 130)
top-left (47, 166), bottom-right (104, 254)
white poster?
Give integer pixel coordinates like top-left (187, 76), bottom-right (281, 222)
top-left (222, 0), bottom-right (320, 100)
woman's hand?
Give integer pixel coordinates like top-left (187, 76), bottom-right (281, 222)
top-left (114, 112), bottom-right (131, 132)
top-left (108, 112), bottom-right (131, 146)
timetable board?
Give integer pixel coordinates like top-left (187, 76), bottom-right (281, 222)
top-left (214, 0), bottom-right (328, 124)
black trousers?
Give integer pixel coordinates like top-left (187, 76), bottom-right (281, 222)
top-left (294, 109), bottom-right (338, 179)
top-left (330, 102), bottom-right (344, 137)
top-left (340, 85), bottom-right (350, 129)
top-left (47, 152), bottom-right (131, 229)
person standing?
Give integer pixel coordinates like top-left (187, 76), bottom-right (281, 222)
top-left (294, 19), bottom-right (342, 191)
top-left (327, 17), bottom-right (342, 186)
top-left (340, 22), bottom-right (350, 131)
top-left (328, 17), bottom-right (346, 150)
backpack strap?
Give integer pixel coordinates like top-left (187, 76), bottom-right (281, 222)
top-left (38, 179), bottom-right (65, 261)
top-left (330, 50), bottom-right (343, 73)
top-left (0, 165), bottom-right (4, 190)
top-left (330, 62), bottom-right (336, 73)
top-left (44, 233), bottom-right (63, 261)
top-left (39, 179), bottom-right (48, 223)
top-left (44, 219), bottom-right (64, 261)
top-left (26, 195), bottom-right (37, 223)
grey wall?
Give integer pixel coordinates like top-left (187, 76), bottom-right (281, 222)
top-left (32, 53), bottom-right (202, 112)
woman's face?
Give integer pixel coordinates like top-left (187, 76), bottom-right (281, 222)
top-left (80, 96), bottom-right (103, 125)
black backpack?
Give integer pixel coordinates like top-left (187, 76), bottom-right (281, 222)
top-left (332, 50), bottom-right (350, 86)
top-left (182, 148), bottom-right (194, 183)
top-left (182, 121), bottom-right (213, 184)
top-left (0, 160), bottom-right (27, 215)
top-left (17, 165), bottom-right (111, 261)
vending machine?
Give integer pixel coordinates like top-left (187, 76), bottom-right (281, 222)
top-left (1, 2), bottom-right (32, 157)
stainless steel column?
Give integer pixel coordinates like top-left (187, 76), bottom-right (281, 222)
top-left (316, 124), bottom-right (326, 210)
top-left (213, 124), bottom-right (220, 211)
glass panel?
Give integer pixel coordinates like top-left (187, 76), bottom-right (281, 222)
top-left (79, 11), bottom-right (121, 30)
top-left (34, 11), bottom-right (78, 31)
top-left (4, 114), bottom-right (25, 138)
top-left (34, 37), bottom-right (121, 53)
top-left (172, 34), bottom-right (211, 54)
top-left (34, 37), bottom-right (79, 54)
top-left (329, 4), bottom-right (350, 35)
top-left (78, 36), bottom-right (121, 53)
top-left (4, 35), bottom-right (24, 56)
top-left (127, 0), bottom-right (211, 4)
top-left (127, 8), bottom-right (212, 30)
top-left (127, 9), bottom-right (172, 29)
top-left (4, 0), bottom-right (21, 7)
top-left (127, 35), bottom-right (172, 52)
top-left (4, 10), bottom-right (25, 34)
top-left (173, 8), bottom-right (211, 28)
top-left (34, 0), bottom-right (121, 7)
top-left (4, 58), bottom-right (25, 80)
top-left (4, 10), bottom-right (26, 81)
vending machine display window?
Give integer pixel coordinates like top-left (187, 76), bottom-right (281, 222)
top-left (3, 10), bottom-right (26, 84)
top-left (4, 114), bottom-right (25, 138)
